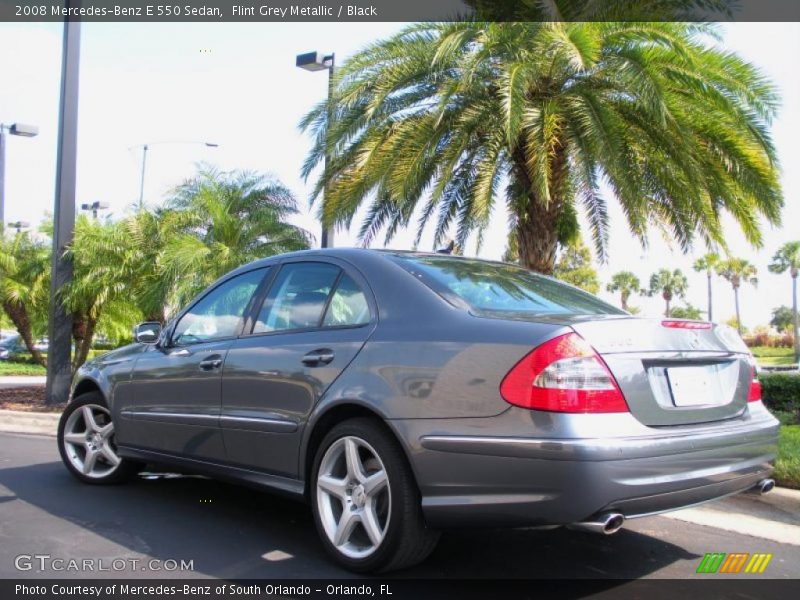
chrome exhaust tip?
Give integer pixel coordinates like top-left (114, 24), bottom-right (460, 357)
top-left (754, 478), bottom-right (775, 495)
top-left (568, 512), bottom-right (625, 535)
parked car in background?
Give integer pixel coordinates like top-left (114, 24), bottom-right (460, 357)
top-left (0, 334), bottom-right (49, 360)
top-left (58, 249), bottom-right (779, 572)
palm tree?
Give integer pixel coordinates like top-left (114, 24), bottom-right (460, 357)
top-left (61, 216), bottom-right (144, 371)
top-left (716, 258), bottom-right (758, 335)
top-left (162, 167), bottom-right (313, 308)
top-left (301, 22), bottom-right (782, 274)
top-left (768, 241), bottom-right (800, 362)
top-left (693, 252), bottom-right (720, 322)
top-left (606, 271), bottom-right (641, 311)
top-left (0, 228), bottom-right (50, 366)
top-left (649, 269), bottom-right (688, 317)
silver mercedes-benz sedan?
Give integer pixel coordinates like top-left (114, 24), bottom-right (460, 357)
top-left (58, 249), bottom-right (779, 572)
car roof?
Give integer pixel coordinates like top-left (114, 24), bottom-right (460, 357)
top-left (239, 247), bottom-right (515, 271)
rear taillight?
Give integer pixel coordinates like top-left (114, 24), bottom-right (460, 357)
top-left (500, 332), bottom-right (629, 413)
top-left (748, 366), bottom-right (762, 402)
top-left (661, 320), bottom-right (712, 330)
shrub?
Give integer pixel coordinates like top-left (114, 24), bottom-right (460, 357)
top-left (744, 331), bottom-right (796, 348)
top-left (759, 373), bottom-right (800, 418)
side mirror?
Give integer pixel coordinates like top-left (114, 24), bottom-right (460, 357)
top-left (134, 322), bottom-right (162, 345)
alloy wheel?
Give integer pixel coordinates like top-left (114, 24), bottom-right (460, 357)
top-left (61, 404), bottom-right (121, 479)
top-left (316, 436), bottom-right (391, 559)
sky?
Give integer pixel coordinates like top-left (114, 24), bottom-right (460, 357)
top-left (0, 21), bottom-right (798, 326)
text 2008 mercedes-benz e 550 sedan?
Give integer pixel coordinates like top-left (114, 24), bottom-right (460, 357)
top-left (59, 249), bottom-right (779, 572)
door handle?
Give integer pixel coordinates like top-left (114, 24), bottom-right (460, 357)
top-left (199, 355), bottom-right (223, 371)
top-left (302, 349), bottom-right (335, 366)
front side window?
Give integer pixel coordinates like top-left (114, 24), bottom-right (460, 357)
top-left (172, 269), bottom-right (267, 345)
top-left (254, 263), bottom-right (340, 333)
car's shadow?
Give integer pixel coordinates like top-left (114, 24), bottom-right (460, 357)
top-left (0, 460), bottom-right (700, 579)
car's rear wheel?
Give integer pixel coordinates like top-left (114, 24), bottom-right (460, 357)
top-left (58, 392), bottom-right (143, 484)
top-left (311, 417), bottom-right (440, 573)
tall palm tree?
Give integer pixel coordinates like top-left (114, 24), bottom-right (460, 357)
top-left (649, 269), bottom-right (688, 317)
top-left (768, 241), bottom-right (800, 362)
top-left (163, 167), bottom-right (313, 308)
top-left (606, 271), bottom-right (641, 311)
top-left (693, 252), bottom-right (720, 322)
top-left (301, 22), bottom-right (782, 274)
top-left (0, 229), bottom-right (50, 366)
top-left (716, 257), bottom-right (758, 335)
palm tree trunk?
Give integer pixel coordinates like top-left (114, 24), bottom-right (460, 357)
top-left (621, 291), bottom-right (629, 311)
top-left (511, 144), bottom-right (566, 275)
top-left (734, 287), bottom-right (742, 335)
top-left (792, 272), bottom-right (799, 364)
top-left (706, 272), bottom-right (713, 322)
top-left (71, 316), bottom-right (96, 373)
top-left (516, 204), bottom-right (560, 274)
top-left (2, 300), bottom-right (46, 366)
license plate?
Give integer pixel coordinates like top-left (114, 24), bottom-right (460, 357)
top-left (667, 366), bottom-right (719, 407)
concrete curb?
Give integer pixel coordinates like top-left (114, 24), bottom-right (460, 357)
top-left (0, 376), bottom-right (47, 388)
top-left (0, 409), bottom-right (60, 436)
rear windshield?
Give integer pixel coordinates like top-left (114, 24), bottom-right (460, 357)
top-left (391, 255), bottom-right (624, 317)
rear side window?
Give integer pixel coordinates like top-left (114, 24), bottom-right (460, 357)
top-left (392, 255), bottom-right (624, 316)
top-left (323, 274), bottom-right (370, 327)
top-left (254, 263), bottom-right (340, 333)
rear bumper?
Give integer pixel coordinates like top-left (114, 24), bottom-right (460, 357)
top-left (390, 404), bottom-right (779, 528)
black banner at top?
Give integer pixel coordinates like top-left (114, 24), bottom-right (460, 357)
top-left (2, 0), bottom-right (800, 22)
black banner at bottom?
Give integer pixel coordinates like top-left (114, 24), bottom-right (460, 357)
top-left (4, 579), bottom-right (800, 600)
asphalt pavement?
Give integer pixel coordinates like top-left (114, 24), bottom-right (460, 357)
top-left (0, 432), bottom-right (798, 580)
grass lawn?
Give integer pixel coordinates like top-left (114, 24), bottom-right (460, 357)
top-left (749, 346), bottom-right (797, 366)
top-left (750, 346), bottom-right (794, 357)
top-left (759, 356), bottom-right (797, 366)
top-left (775, 425), bottom-right (800, 489)
top-left (0, 361), bottom-right (47, 376)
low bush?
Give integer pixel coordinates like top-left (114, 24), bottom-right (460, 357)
top-left (760, 373), bottom-right (800, 419)
top-left (744, 332), bottom-right (795, 348)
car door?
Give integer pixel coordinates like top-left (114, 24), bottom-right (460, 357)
top-left (124, 268), bottom-right (269, 461)
top-left (221, 259), bottom-right (377, 477)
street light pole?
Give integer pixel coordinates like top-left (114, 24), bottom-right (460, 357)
top-left (0, 128), bottom-right (5, 228)
top-left (138, 143), bottom-right (148, 209)
top-left (134, 140), bottom-right (218, 209)
top-left (81, 201), bottom-right (109, 219)
top-left (0, 122), bottom-right (39, 226)
top-left (8, 221), bottom-right (30, 234)
top-left (322, 53), bottom-right (335, 249)
top-left (296, 50), bottom-right (336, 248)
top-left (45, 9), bottom-right (81, 406)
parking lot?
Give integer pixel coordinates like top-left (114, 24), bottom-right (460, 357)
top-left (1, 432), bottom-right (798, 581)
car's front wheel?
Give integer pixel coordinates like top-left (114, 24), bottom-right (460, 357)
top-left (58, 392), bottom-right (143, 484)
top-left (311, 417), bottom-right (440, 573)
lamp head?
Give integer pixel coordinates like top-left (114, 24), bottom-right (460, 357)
top-left (9, 123), bottom-right (38, 137)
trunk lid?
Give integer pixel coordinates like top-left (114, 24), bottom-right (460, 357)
top-left (569, 317), bottom-right (752, 426)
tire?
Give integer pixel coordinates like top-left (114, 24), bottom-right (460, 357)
top-left (310, 417), bottom-right (440, 573)
top-left (57, 391), bottom-right (143, 485)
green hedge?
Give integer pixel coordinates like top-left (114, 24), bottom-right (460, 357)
top-left (759, 373), bottom-right (800, 416)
